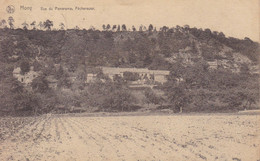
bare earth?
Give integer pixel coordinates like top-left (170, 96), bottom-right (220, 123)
top-left (0, 114), bottom-right (259, 161)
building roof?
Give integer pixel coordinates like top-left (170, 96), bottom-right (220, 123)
top-left (150, 70), bottom-right (170, 75)
top-left (13, 67), bottom-right (21, 74)
top-left (101, 67), bottom-right (169, 75)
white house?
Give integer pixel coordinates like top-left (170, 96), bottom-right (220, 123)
top-left (13, 67), bottom-right (39, 85)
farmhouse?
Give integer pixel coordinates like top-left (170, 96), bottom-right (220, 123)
top-left (86, 67), bottom-right (170, 84)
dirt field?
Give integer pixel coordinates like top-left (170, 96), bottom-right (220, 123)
top-left (0, 114), bottom-right (259, 161)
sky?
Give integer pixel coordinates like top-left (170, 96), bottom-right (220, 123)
top-left (0, 0), bottom-right (259, 41)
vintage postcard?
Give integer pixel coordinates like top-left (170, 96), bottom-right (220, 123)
top-left (0, 0), bottom-right (259, 160)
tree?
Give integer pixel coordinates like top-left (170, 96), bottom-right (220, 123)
top-left (184, 25), bottom-right (190, 31)
top-left (55, 66), bottom-right (72, 88)
top-left (20, 60), bottom-right (30, 75)
top-left (102, 84), bottom-right (136, 111)
top-left (55, 66), bottom-right (65, 79)
top-left (84, 81), bottom-right (136, 112)
top-left (163, 82), bottom-right (191, 113)
top-left (144, 88), bottom-right (163, 107)
top-left (218, 32), bottom-right (225, 38)
top-left (59, 23), bottom-right (65, 30)
top-left (200, 44), bottom-right (219, 61)
top-left (106, 24), bottom-right (111, 30)
top-left (160, 26), bottom-right (169, 33)
top-left (1, 79), bottom-right (28, 113)
top-left (89, 25), bottom-right (95, 31)
top-left (239, 63), bottom-right (250, 74)
top-left (161, 45), bottom-right (171, 57)
top-left (43, 19), bottom-right (53, 30)
top-left (117, 25), bottom-right (120, 31)
top-left (102, 24), bottom-right (106, 31)
top-left (176, 25), bottom-right (181, 31)
top-left (123, 72), bottom-right (139, 81)
top-left (212, 31), bottom-right (219, 36)
top-left (122, 24), bottom-right (127, 31)
top-left (132, 25), bottom-right (136, 31)
top-left (22, 22), bottom-right (29, 30)
top-left (112, 25), bottom-right (117, 31)
top-left (30, 21), bottom-right (36, 30)
top-left (8, 17), bottom-right (14, 29)
top-left (199, 28), bottom-right (212, 40)
top-left (31, 74), bottom-right (49, 93)
top-left (191, 41), bottom-right (198, 54)
top-left (184, 60), bottom-right (210, 89)
top-left (139, 25), bottom-right (143, 31)
top-left (168, 60), bottom-right (186, 82)
top-left (38, 21), bottom-right (44, 30)
top-left (148, 24), bottom-right (153, 32)
top-left (57, 75), bottom-right (71, 89)
top-left (0, 19), bottom-right (7, 28)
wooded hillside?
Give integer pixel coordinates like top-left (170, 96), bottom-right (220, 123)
top-left (0, 22), bottom-right (259, 115)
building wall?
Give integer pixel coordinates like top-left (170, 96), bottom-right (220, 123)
top-left (86, 74), bottom-right (97, 83)
top-left (90, 67), bottom-right (170, 84)
top-left (154, 75), bottom-right (167, 83)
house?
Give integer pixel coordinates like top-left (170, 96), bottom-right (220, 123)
top-left (13, 67), bottom-right (39, 85)
top-left (86, 73), bottom-right (97, 83)
top-left (86, 67), bottom-right (170, 84)
top-left (208, 61), bottom-right (218, 69)
top-left (151, 70), bottom-right (170, 83)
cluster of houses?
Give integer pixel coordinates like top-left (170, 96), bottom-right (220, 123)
top-left (87, 67), bottom-right (170, 85)
top-left (13, 66), bottom-right (170, 88)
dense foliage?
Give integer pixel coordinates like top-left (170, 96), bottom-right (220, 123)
top-left (164, 60), bottom-right (259, 112)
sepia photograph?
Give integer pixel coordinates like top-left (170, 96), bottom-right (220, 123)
top-left (0, 0), bottom-right (259, 160)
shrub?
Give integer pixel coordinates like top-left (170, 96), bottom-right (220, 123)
top-left (143, 88), bottom-right (163, 106)
top-left (123, 72), bottom-right (140, 81)
top-left (103, 88), bottom-right (136, 111)
top-left (31, 74), bottom-right (49, 93)
top-left (83, 80), bottom-right (136, 112)
top-left (20, 60), bottom-right (30, 75)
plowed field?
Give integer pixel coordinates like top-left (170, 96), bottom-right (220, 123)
top-left (0, 114), bottom-right (259, 161)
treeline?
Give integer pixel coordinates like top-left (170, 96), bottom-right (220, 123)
top-left (1, 18), bottom-right (259, 63)
top-left (0, 59), bottom-right (258, 115)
